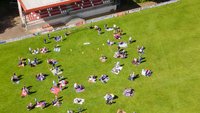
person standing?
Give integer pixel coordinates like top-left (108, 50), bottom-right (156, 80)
top-left (44, 38), bottom-right (47, 44)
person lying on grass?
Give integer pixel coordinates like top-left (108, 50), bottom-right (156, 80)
top-left (11, 73), bottom-right (20, 84)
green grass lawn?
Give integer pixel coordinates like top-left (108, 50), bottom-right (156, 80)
top-left (0, 0), bottom-right (200, 113)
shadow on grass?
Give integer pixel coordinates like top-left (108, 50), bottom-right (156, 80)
top-left (18, 75), bottom-right (23, 80)
top-left (117, 0), bottom-right (141, 12)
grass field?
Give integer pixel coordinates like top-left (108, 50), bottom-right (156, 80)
top-left (0, 0), bottom-right (200, 113)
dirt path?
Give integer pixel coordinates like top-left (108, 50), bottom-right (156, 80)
top-left (0, 16), bottom-right (30, 41)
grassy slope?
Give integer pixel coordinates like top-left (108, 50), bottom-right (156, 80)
top-left (0, 0), bottom-right (200, 113)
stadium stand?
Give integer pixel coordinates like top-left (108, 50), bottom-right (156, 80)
top-left (17, 0), bottom-right (117, 30)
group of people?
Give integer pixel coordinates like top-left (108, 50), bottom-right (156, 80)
top-left (13, 23), bottom-right (154, 112)
top-left (18, 57), bottom-right (39, 67)
top-left (12, 32), bottom-right (73, 111)
top-left (114, 49), bottom-right (128, 59)
top-left (27, 100), bottom-right (48, 110)
top-left (29, 47), bottom-right (49, 54)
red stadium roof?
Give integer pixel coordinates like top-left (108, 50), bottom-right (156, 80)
top-left (18, 0), bottom-right (81, 13)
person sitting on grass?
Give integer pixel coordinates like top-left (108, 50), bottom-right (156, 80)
top-left (50, 86), bottom-right (60, 97)
top-left (21, 86), bottom-right (29, 97)
top-left (74, 83), bottom-right (85, 92)
top-left (132, 58), bottom-right (140, 65)
top-left (104, 24), bottom-right (114, 31)
top-left (54, 36), bottom-right (62, 42)
top-left (107, 40), bottom-right (115, 46)
top-left (35, 101), bottom-right (46, 109)
top-left (67, 110), bottom-right (74, 113)
top-left (40, 47), bottom-right (48, 54)
top-left (88, 75), bottom-right (97, 83)
top-left (113, 49), bottom-right (127, 59)
top-left (54, 44), bottom-right (60, 52)
top-left (128, 37), bottom-right (134, 44)
top-left (50, 66), bottom-right (63, 75)
top-left (118, 42), bottom-right (128, 48)
top-left (94, 25), bottom-right (99, 30)
top-left (27, 102), bottom-right (35, 111)
top-left (117, 109), bottom-right (126, 113)
top-left (36, 73), bottom-right (45, 81)
top-left (104, 93), bottom-right (115, 105)
top-left (97, 27), bottom-right (102, 35)
top-left (99, 74), bottom-right (109, 83)
top-left (18, 57), bottom-right (26, 67)
top-left (123, 88), bottom-right (134, 97)
top-left (31, 48), bottom-right (39, 55)
top-left (113, 33), bottom-right (121, 39)
top-left (11, 73), bottom-right (20, 84)
top-left (29, 58), bottom-right (39, 67)
top-left (128, 72), bottom-right (138, 81)
top-left (99, 55), bottom-right (107, 62)
top-left (52, 98), bottom-right (62, 107)
top-left (141, 69), bottom-right (152, 77)
top-left (47, 59), bottom-right (57, 67)
top-left (64, 31), bottom-right (71, 37)
top-left (137, 46), bottom-right (145, 54)
top-left (73, 98), bottom-right (85, 105)
top-left (58, 79), bottom-right (68, 90)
